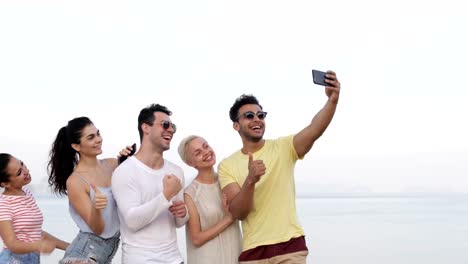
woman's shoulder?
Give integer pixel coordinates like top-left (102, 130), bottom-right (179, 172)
top-left (184, 180), bottom-right (200, 197)
top-left (22, 187), bottom-right (34, 196)
top-left (0, 194), bottom-right (10, 206)
top-left (66, 173), bottom-right (90, 194)
top-left (101, 158), bottom-right (118, 171)
top-left (185, 180), bottom-right (198, 191)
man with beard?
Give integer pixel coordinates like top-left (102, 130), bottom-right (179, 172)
top-left (218, 71), bottom-right (341, 263)
top-left (112, 104), bottom-right (188, 264)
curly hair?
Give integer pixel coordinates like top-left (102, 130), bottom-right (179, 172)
top-left (229, 94), bottom-right (263, 122)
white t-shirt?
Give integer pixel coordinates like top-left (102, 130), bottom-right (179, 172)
top-left (112, 156), bottom-right (189, 264)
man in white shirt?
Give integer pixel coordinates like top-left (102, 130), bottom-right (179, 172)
top-left (112, 103), bottom-right (189, 264)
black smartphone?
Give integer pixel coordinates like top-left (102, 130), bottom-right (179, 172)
top-left (312, 69), bottom-right (328, 86)
top-left (118, 143), bottom-right (137, 164)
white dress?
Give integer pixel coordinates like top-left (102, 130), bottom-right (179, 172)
top-left (184, 179), bottom-right (242, 264)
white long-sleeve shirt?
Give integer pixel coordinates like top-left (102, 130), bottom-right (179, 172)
top-left (112, 156), bottom-right (189, 264)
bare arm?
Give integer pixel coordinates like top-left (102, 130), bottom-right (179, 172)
top-left (103, 158), bottom-right (119, 171)
top-left (184, 193), bottom-right (233, 247)
top-left (66, 176), bottom-right (105, 235)
top-left (223, 152), bottom-right (265, 220)
top-left (42, 231), bottom-right (69, 251)
top-left (0, 221), bottom-right (55, 254)
top-left (224, 182), bottom-right (253, 220)
top-left (294, 70), bottom-right (341, 158)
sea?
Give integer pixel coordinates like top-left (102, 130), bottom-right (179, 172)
top-left (1, 194), bottom-right (467, 264)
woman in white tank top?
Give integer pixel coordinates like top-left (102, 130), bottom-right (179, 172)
top-left (47, 117), bottom-right (133, 264)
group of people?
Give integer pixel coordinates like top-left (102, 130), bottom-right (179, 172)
top-left (0, 71), bottom-right (341, 264)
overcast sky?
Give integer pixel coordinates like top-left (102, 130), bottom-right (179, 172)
top-left (1, 0), bottom-right (467, 193)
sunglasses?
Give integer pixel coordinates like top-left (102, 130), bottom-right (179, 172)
top-left (160, 120), bottom-right (177, 133)
top-left (239, 111), bottom-right (268, 120)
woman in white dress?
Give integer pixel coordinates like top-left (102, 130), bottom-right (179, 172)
top-left (178, 135), bottom-right (242, 264)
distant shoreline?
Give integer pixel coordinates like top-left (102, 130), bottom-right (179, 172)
top-left (29, 192), bottom-right (468, 200)
top-left (5, 184), bottom-right (467, 199)
top-left (296, 192), bottom-right (468, 198)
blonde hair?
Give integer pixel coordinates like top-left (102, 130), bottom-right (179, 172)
top-left (177, 135), bottom-right (201, 165)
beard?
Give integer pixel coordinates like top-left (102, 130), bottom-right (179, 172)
top-left (239, 129), bottom-right (264, 142)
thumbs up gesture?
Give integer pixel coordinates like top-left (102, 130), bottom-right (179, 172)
top-left (91, 184), bottom-right (108, 210)
top-left (246, 152), bottom-right (266, 185)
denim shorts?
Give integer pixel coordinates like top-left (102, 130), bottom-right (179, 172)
top-left (0, 249), bottom-right (40, 264)
top-left (60, 231), bottom-right (120, 264)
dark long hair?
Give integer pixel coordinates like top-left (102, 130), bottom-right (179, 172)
top-left (0, 153), bottom-right (13, 186)
top-left (48, 117), bottom-right (93, 196)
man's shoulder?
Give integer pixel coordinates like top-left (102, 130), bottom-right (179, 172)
top-left (163, 159), bottom-right (182, 169)
top-left (112, 157), bottom-right (137, 179)
top-left (219, 149), bottom-right (243, 164)
top-left (163, 159), bottom-right (184, 176)
top-left (114, 160), bottom-right (133, 172)
top-left (267, 135), bottom-right (294, 144)
top-left (263, 135), bottom-right (295, 151)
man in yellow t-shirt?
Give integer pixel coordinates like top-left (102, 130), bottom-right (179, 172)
top-left (218, 71), bottom-right (341, 263)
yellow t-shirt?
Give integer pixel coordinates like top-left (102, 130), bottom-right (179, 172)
top-left (218, 135), bottom-right (305, 251)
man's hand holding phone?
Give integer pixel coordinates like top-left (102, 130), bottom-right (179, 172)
top-left (312, 69), bottom-right (329, 86)
top-left (313, 69), bottom-right (341, 104)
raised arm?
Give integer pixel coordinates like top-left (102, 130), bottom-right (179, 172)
top-left (222, 152), bottom-right (265, 220)
top-left (184, 193), bottom-right (233, 247)
top-left (293, 70), bottom-right (341, 158)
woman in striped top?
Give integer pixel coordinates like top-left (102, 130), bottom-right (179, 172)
top-left (0, 153), bottom-right (69, 264)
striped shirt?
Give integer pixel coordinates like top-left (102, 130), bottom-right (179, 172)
top-left (0, 187), bottom-right (43, 248)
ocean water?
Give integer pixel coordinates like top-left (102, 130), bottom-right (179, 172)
top-left (1, 195), bottom-right (467, 264)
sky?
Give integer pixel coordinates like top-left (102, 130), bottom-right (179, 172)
top-left (1, 0), bottom-right (467, 193)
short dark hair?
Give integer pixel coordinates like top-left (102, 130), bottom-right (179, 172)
top-left (138, 104), bottom-right (172, 141)
top-left (229, 94), bottom-right (262, 122)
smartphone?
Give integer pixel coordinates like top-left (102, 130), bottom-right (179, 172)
top-left (312, 69), bottom-right (328, 86)
top-left (118, 143), bottom-right (137, 164)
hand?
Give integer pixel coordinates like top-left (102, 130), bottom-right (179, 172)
top-left (117, 143), bottom-right (136, 163)
top-left (246, 152), bottom-right (266, 185)
top-left (222, 193), bottom-right (233, 221)
top-left (163, 174), bottom-right (182, 200)
top-left (91, 184), bottom-right (107, 210)
top-left (324, 70), bottom-right (340, 104)
top-left (38, 237), bottom-right (56, 254)
top-left (169, 200), bottom-right (187, 218)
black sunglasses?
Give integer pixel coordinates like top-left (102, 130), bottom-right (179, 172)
top-left (160, 120), bottom-right (177, 133)
top-left (239, 111), bottom-right (268, 120)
